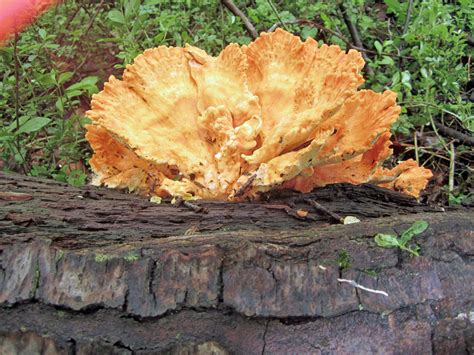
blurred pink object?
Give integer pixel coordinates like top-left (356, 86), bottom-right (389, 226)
top-left (0, 0), bottom-right (57, 42)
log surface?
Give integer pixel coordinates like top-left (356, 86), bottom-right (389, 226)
top-left (0, 172), bottom-right (473, 354)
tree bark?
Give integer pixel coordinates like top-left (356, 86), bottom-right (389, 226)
top-left (0, 172), bottom-right (473, 354)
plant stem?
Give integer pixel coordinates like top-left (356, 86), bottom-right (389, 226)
top-left (338, 2), bottom-right (374, 76)
top-left (400, 245), bottom-right (419, 257)
top-left (448, 142), bottom-right (455, 201)
top-left (221, 0), bottom-right (258, 39)
top-left (402, 0), bottom-right (414, 35)
top-left (13, 33), bottom-right (28, 174)
top-left (413, 131), bottom-right (419, 165)
top-left (14, 33), bottom-right (20, 143)
top-left (266, 0), bottom-right (288, 31)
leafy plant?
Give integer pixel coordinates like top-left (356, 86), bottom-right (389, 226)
top-left (0, 0), bottom-right (471, 201)
top-left (0, 1), bottom-right (104, 185)
top-left (374, 220), bottom-right (429, 256)
top-left (337, 250), bottom-right (352, 270)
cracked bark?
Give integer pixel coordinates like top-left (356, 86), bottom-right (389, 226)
top-left (1, 172), bottom-right (473, 354)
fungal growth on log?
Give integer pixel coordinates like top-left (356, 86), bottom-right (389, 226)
top-left (85, 29), bottom-right (432, 200)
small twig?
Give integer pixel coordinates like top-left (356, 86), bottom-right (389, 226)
top-left (71, 0), bottom-right (105, 47)
top-left (413, 131), bottom-right (419, 165)
top-left (263, 204), bottom-right (293, 210)
top-left (428, 115), bottom-right (450, 153)
top-left (174, 197), bottom-right (208, 213)
top-left (263, 204), bottom-right (313, 221)
top-left (398, 0), bottom-right (414, 68)
top-left (219, 2), bottom-right (226, 50)
top-left (448, 142), bottom-right (455, 199)
top-left (13, 33), bottom-right (28, 174)
top-left (221, 0), bottom-right (258, 39)
top-left (184, 200), bottom-right (208, 214)
top-left (402, 102), bottom-right (464, 121)
top-left (270, 19), bottom-right (355, 47)
top-left (268, 19), bottom-right (413, 60)
top-left (56, 4), bottom-right (82, 43)
top-left (402, 0), bottom-right (414, 35)
top-left (266, 0), bottom-right (288, 31)
top-left (402, 146), bottom-right (470, 169)
top-left (304, 198), bottom-right (344, 224)
top-left (338, 3), bottom-right (374, 76)
top-left (83, 0), bottom-right (105, 39)
top-left (338, 278), bottom-right (389, 297)
top-left (234, 173), bottom-right (257, 197)
top-left (433, 121), bottom-right (474, 147)
top-left (14, 33), bottom-right (20, 147)
top-left (467, 36), bottom-right (474, 47)
top-left (468, 56), bottom-right (471, 81)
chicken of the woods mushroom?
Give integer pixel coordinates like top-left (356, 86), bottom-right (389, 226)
top-left (85, 29), bottom-right (432, 201)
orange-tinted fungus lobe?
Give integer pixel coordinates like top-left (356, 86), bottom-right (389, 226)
top-left (86, 29), bottom-right (432, 200)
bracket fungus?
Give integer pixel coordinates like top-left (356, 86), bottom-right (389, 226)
top-left (86, 29), bottom-right (432, 200)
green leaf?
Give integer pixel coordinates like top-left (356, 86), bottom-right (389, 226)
top-left (401, 71), bottom-right (411, 83)
top-left (380, 56), bottom-right (394, 66)
top-left (66, 76), bottom-right (98, 95)
top-left (124, 0), bottom-right (140, 19)
top-left (67, 170), bottom-right (86, 186)
top-left (38, 28), bottom-right (47, 40)
top-left (154, 32), bottom-right (166, 44)
top-left (391, 71), bottom-right (401, 85)
top-left (17, 117), bottom-right (52, 134)
top-left (108, 9), bottom-right (126, 24)
top-left (374, 41), bottom-right (383, 55)
top-left (400, 220), bottom-right (428, 245)
top-left (0, 47), bottom-right (13, 62)
top-left (301, 26), bottom-right (317, 40)
top-left (65, 89), bottom-right (83, 99)
top-left (96, 37), bottom-right (122, 43)
top-left (181, 31), bottom-right (192, 44)
top-left (401, 70), bottom-right (412, 90)
top-left (55, 98), bottom-right (64, 113)
top-left (36, 72), bottom-right (56, 86)
top-left (58, 71), bottom-right (74, 85)
top-left (420, 68), bottom-right (429, 79)
top-left (79, 76), bottom-right (98, 86)
top-left (7, 116), bottom-right (31, 132)
top-left (374, 233), bottom-right (400, 248)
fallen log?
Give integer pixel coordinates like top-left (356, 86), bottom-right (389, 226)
top-left (0, 172), bottom-right (473, 354)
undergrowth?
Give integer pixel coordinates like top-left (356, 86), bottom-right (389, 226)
top-left (0, 0), bottom-right (472, 204)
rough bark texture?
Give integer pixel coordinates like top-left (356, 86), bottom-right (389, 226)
top-left (1, 172), bottom-right (473, 354)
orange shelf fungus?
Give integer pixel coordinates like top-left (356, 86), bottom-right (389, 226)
top-left (86, 29), bottom-right (432, 200)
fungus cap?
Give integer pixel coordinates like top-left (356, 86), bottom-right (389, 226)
top-left (86, 29), bottom-right (432, 200)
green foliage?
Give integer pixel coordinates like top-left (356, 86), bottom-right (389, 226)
top-left (337, 250), bottom-right (352, 270)
top-left (374, 220), bottom-right (429, 256)
top-left (123, 252), bottom-right (139, 262)
top-left (365, 0), bottom-right (473, 136)
top-left (95, 253), bottom-right (113, 263)
top-left (0, 2), bottom-right (102, 184)
top-left (0, 0), bottom-right (471, 198)
top-left (102, 0), bottom-right (252, 67)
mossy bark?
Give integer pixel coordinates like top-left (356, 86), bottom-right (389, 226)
top-left (1, 172), bottom-right (473, 354)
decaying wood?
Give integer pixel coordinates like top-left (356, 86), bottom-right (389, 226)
top-left (1, 172), bottom-right (473, 354)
